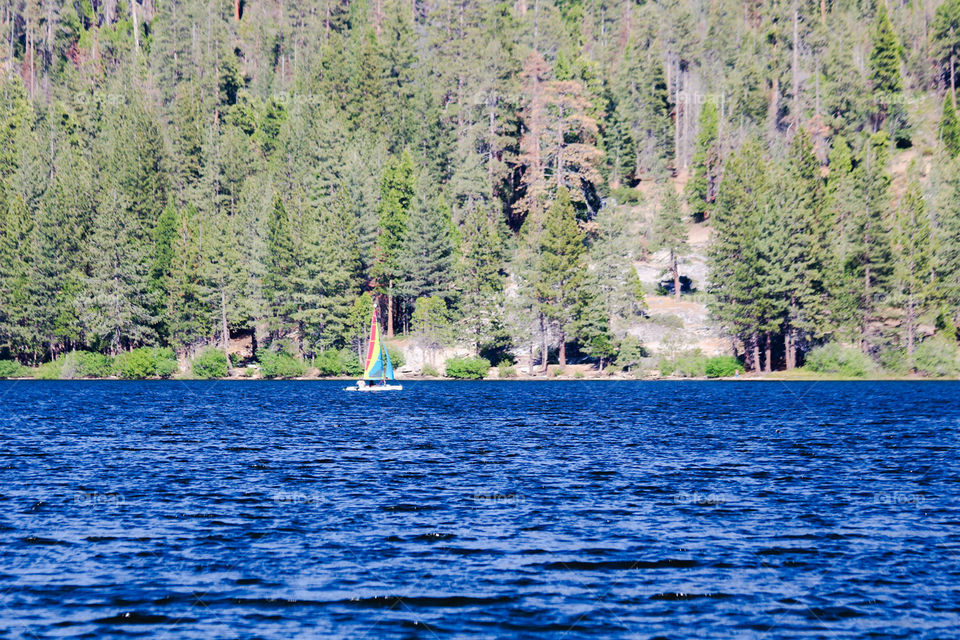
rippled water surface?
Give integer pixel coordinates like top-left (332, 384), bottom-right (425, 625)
top-left (1, 380), bottom-right (959, 638)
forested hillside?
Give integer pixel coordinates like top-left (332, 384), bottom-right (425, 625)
top-left (1, 0), bottom-right (959, 376)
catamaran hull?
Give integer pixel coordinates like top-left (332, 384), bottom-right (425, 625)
top-left (344, 384), bottom-right (403, 392)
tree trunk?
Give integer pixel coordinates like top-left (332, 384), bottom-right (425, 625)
top-left (820, 0), bottom-right (826, 24)
top-left (906, 288), bottom-right (915, 356)
top-left (234, 0), bottom-right (241, 21)
top-left (791, 6), bottom-right (800, 126)
top-left (862, 262), bottom-right (871, 350)
top-left (951, 52), bottom-right (956, 109)
top-left (674, 60), bottom-right (681, 170)
top-left (220, 287), bottom-right (232, 372)
top-left (751, 334), bottom-right (761, 374)
top-left (488, 108), bottom-right (496, 182)
top-left (387, 281), bottom-right (394, 338)
top-left (559, 330), bottom-right (566, 367)
top-left (671, 250), bottom-right (681, 300)
top-left (129, 0), bottom-right (140, 52)
top-left (769, 75), bottom-right (780, 130)
top-left (540, 314), bottom-right (549, 374)
top-left (764, 332), bottom-right (772, 373)
top-left (785, 329), bottom-right (795, 370)
top-left (297, 318), bottom-right (305, 358)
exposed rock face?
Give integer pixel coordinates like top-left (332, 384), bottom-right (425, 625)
top-left (631, 218), bottom-right (730, 357)
top-left (392, 338), bottom-right (473, 376)
top-left (628, 296), bottom-right (729, 357)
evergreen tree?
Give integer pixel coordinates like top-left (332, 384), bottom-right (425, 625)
top-left (0, 0), bottom-right (957, 374)
top-left (529, 189), bottom-right (586, 369)
top-left (651, 186), bottom-right (688, 300)
top-left (824, 135), bottom-right (861, 338)
top-left (932, 0), bottom-right (960, 102)
top-left (264, 196), bottom-right (299, 342)
top-left (0, 194), bottom-right (41, 362)
top-left (940, 95), bottom-right (960, 158)
top-left (589, 202), bottom-right (646, 327)
top-left (929, 156), bottom-right (960, 331)
top-left (574, 290), bottom-right (616, 369)
top-left (455, 206), bottom-right (506, 356)
top-left (412, 295), bottom-right (454, 367)
top-left (346, 292), bottom-right (375, 361)
top-left (82, 188), bottom-right (158, 354)
top-left (869, 4), bottom-right (908, 142)
top-left (605, 43), bottom-right (673, 184)
top-left (293, 206), bottom-right (361, 353)
top-left (201, 208), bottom-right (247, 367)
top-left (895, 164), bottom-right (933, 357)
top-left (399, 195), bottom-right (454, 304)
top-left (374, 151), bottom-right (416, 337)
top-left (164, 204), bottom-right (206, 354)
top-left (685, 100), bottom-right (721, 221)
top-left (849, 132), bottom-right (895, 350)
top-left (516, 51), bottom-right (602, 224)
top-left (150, 202), bottom-right (178, 341)
top-left (709, 138), bottom-right (769, 371)
top-left (780, 130), bottom-right (830, 368)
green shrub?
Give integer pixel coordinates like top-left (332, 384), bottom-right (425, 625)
top-left (615, 336), bottom-right (648, 372)
top-left (385, 344), bottom-right (405, 368)
top-left (114, 348), bottom-right (157, 379)
top-left (0, 359), bottom-right (24, 378)
top-left (341, 350), bottom-right (364, 376)
top-left (659, 349), bottom-right (708, 377)
top-left (609, 185), bottom-right (643, 205)
top-left (704, 355), bottom-right (743, 378)
top-left (314, 349), bottom-right (364, 376)
top-left (574, 370), bottom-right (585, 379)
top-left (497, 361), bottom-right (516, 378)
top-left (422, 363), bottom-right (440, 377)
top-left (877, 347), bottom-right (910, 375)
top-left (804, 343), bottom-right (874, 377)
top-left (649, 313), bottom-right (684, 329)
top-left (154, 347), bottom-right (178, 378)
top-left (314, 350), bottom-right (342, 376)
top-left (55, 353), bottom-right (79, 379)
top-left (259, 350), bottom-right (308, 378)
top-left (552, 367), bottom-right (564, 377)
top-left (34, 360), bottom-right (62, 379)
top-left (112, 347), bottom-right (177, 379)
top-left (75, 352), bottom-right (114, 378)
top-left (444, 356), bottom-right (490, 379)
top-left (192, 348), bottom-right (228, 379)
top-left (912, 337), bottom-right (959, 377)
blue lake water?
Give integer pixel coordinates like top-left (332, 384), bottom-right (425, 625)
top-left (0, 380), bottom-right (958, 638)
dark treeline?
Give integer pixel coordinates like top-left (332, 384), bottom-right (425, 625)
top-left (0, 0), bottom-right (959, 373)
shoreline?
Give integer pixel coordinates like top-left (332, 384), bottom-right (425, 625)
top-left (2, 373), bottom-right (957, 382)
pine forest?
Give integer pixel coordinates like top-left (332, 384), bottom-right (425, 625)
top-left (1, 0), bottom-right (960, 379)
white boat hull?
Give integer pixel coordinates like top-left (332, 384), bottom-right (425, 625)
top-left (344, 384), bottom-right (403, 392)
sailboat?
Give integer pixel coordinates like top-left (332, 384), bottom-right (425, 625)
top-left (344, 307), bottom-right (403, 391)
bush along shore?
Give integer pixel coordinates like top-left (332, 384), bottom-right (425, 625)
top-left (3, 345), bottom-right (954, 381)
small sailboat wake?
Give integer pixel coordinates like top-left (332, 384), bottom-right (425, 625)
top-left (345, 307), bottom-right (402, 392)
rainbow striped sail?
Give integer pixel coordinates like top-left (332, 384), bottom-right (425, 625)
top-left (362, 308), bottom-right (395, 381)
